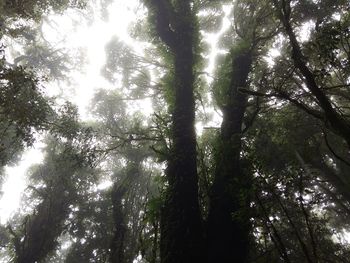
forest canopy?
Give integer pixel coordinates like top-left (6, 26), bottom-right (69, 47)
top-left (0, 0), bottom-right (350, 262)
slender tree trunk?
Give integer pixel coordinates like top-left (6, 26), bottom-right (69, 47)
top-left (14, 184), bottom-right (70, 263)
top-left (150, 221), bottom-right (159, 263)
top-left (207, 48), bottom-right (253, 263)
top-left (110, 164), bottom-right (139, 263)
top-left (110, 183), bottom-right (127, 263)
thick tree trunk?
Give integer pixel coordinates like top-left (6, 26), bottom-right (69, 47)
top-left (143, 1), bottom-right (204, 262)
top-left (160, 46), bottom-right (203, 263)
top-left (207, 49), bottom-right (253, 263)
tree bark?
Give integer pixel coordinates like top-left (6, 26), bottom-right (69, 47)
top-left (207, 48), bottom-right (253, 263)
top-left (144, 1), bottom-right (204, 262)
top-left (110, 183), bottom-right (127, 263)
top-left (109, 164), bottom-right (139, 263)
top-left (14, 183), bottom-right (70, 263)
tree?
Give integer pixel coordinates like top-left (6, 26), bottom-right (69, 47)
top-left (90, 88), bottom-right (156, 263)
top-left (0, 0), bottom-right (88, 187)
top-left (272, 0), bottom-right (350, 147)
top-left (205, 1), bottom-right (278, 261)
top-left (0, 65), bottom-right (52, 171)
top-left (247, 105), bottom-right (350, 262)
top-left (9, 104), bottom-right (94, 263)
top-left (143, 1), bottom-right (204, 262)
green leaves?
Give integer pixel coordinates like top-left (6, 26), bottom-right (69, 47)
top-left (1, 0), bottom-right (87, 21)
top-left (0, 64), bottom-right (52, 170)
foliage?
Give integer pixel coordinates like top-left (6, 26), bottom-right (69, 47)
top-left (0, 63), bottom-right (52, 174)
top-left (0, 0), bottom-right (87, 21)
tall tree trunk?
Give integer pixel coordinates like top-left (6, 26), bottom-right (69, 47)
top-left (10, 140), bottom-right (89, 263)
top-left (207, 47), bottom-right (253, 263)
top-left (13, 183), bottom-right (70, 263)
top-left (110, 183), bottom-right (127, 263)
top-left (109, 164), bottom-right (139, 263)
top-left (161, 48), bottom-right (203, 263)
top-left (143, 1), bottom-right (204, 262)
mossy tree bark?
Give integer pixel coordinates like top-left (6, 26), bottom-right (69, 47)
top-left (207, 47), bottom-right (253, 263)
top-left (144, 1), bottom-right (204, 262)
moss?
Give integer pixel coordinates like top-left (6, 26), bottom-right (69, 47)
top-left (212, 39), bottom-right (251, 108)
